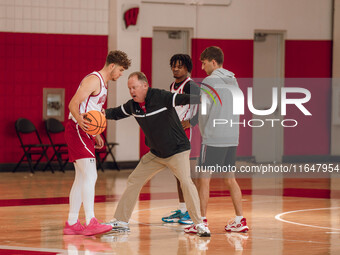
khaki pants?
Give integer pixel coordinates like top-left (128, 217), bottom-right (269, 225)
top-left (114, 150), bottom-right (202, 224)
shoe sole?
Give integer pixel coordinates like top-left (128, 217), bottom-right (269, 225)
top-left (83, 227), bottom-right (113, 236)
top-left (197, 232), bottom-right (211, 237)
top-left (63, 231), bottom-right (83, 235)
top-left (162, 219), bottom-right (180, 223)
top-left (110, 227), bottom-right (130, 233)
top-left (225, 228), bottom-right (249, 233)
top-left (178, 221), bottom-right (193, 225)
top-left (184, 231), bottom-right (197, 234)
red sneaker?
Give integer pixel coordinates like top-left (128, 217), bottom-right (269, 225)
top-left (63, 220), bottom-right (85, 235)
top-left (82, 218), bottom-right (112, 236)
top-left (184, 219), bottom-right (208, 234)
top-left (225, 218), bottom-right (249, 233)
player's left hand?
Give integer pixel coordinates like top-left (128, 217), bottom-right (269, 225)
top-left (181, 120), bottom-right (191, 130)
top-left (94, 134), bottom-right (104, 149)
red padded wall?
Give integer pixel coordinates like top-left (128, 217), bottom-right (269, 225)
top-left (0, 32), bottom-right (108, 163)
top-left (284, 40), bottom-right (332, 155)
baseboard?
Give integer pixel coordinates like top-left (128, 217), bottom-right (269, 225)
top-left (283, 155), bottom-right (340, 163)
top-left (236, 156), bottom-right (256, 162)
top-left (0, 161), bottom-right (139, 173)
top-left (4, 155), bottom-right (338, 172)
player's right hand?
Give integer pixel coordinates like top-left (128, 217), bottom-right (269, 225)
top-left (76, 113), bottom-right (90, 132)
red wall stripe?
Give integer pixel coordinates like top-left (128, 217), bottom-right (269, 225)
top-left (0, 187), bottom-right (334, 207)
top-left (0, 32), bottom-right (108, 164)
top-left (285, 40), bottom-right (332, 78)
top-left (140, 37), bottom-right (153, 158)
top-left (284, 40), bottom-right (332, 155)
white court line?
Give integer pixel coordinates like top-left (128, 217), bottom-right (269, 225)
top-left (129, 199), bottom-right (321, 231)
top-left (275, 207), bottom-right (340, 231)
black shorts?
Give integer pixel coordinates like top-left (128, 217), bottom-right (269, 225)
top-left (200, 145), bottom-right (237, 166)
top-left (192, 145), bottom-right (237, 178)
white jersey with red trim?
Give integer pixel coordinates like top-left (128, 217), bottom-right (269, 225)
top-left (170, 77), bottom-right (193, 121)
top-left (69, 71), bottom-right (107, 121)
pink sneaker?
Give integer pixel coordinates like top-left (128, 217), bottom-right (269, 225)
top-left (184, 219), bottom-right (208, 234)
top-left (225, 218), bottom-right (249, 233)
top-left (82, 218), bottom-right (112, 236)
top-left (63, 220), bottom-right (85, 235)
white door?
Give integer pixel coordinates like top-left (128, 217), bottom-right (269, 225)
top-left (152, 30), bottom-right (190, 90)
top-left (252, 32), bottom-right (285, 163)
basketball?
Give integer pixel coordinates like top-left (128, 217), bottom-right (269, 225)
top-left (83, 110), bottom-right (107, 136)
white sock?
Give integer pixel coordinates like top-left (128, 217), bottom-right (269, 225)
top-left (75, 158), bottom-right (98, 225)
top-left (235, 215), bottom-right (243, 223)
top-left (179, 202), bottom-right (187, 213)
top-left (201, 216), bottom-right (207, 221)
top-left (68, 162), bottom-right (83, 225)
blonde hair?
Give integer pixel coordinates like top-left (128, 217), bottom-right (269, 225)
top-left (128, 72), bottom-right (149, 84)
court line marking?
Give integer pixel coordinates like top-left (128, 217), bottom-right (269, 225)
top-left (2, 202), bottom-right (338, 253)
top-left (129, 199), bottom-right (328, 231)
top-left (275, 206), bottom-right (340, 231)
top-left (0, 244), bottom-right (110, 255)
top-left (0, 245), bottom-right (66, 254)
top-left (130, 205), bottom-right (186, 231)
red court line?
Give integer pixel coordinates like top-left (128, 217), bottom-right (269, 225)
top-left (0, 188), bottom-right (336, 207)
top-left (0, 249), bottom-right (58, 255)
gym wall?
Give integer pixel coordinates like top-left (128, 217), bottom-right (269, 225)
top-left (0, 0), bottom-right (334, 165)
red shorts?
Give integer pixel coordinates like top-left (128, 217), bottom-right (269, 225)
top-left (185, 125), bottom-right (202, 159)
top-left (65, 120), bottom-right (96, 162)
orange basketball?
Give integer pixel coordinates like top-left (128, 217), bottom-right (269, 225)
top-left (83, 110), bottom-right (107, 136)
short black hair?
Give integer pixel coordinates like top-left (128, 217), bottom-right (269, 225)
top-left (170, 54), bottom-right (193, 73)
top-left (200, 46), bottom-right (224, 65)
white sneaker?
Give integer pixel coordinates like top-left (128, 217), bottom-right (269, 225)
top-left (104, 220), bottom-right (130, 232)
top-left (196, 223), bottom-right (211, 237)
top-left (184, 219), bottom-right (208, 234)
top-left (225, 218), bottom-right (249, 233)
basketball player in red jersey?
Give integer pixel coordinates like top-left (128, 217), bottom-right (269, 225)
top-left (162, 54), bottom-right (201, 225)
top-left (63, 50), bottom-right (131, 236)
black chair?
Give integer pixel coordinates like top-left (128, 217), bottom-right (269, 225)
top-left (95, 133), bottom-right (119, 171)
top-left (14, 118), bottom-right (51, 173)
top-left (45, 118), bottom-right (69, 173)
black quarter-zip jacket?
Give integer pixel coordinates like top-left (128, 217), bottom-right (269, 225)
top-left (105, 88), bottom-right (200, 158)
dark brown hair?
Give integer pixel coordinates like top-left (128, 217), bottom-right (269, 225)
top-left (200, 46), bottom-right (224, 65)
top-left (106, 50), bottom-right (131, 69)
